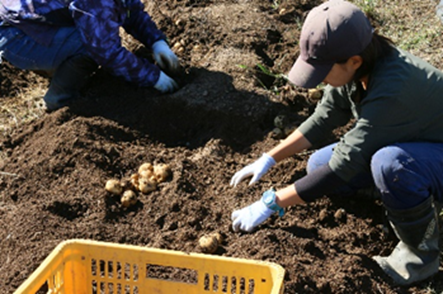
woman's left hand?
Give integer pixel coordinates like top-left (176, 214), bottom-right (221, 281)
top-left (231, 200), bottom-right (275, 232)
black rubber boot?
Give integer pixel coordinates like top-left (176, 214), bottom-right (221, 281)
top-left (373, 197), bottom-right (440, 286)
top-left (44, 54), bottom-right (97, 111)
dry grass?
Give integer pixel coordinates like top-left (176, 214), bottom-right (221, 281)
top-left (354, 0), bottom-right (443, 68)
top-left (0, 82), bottom-right (47, 165)
top-left (0, 82), bottom-right (47, 138)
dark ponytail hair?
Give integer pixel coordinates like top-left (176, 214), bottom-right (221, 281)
top-left (353, 32), bottom-right (395, 81)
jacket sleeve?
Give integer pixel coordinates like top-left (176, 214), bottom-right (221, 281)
top-left (298, 85), bottom-right (354, 145)
top-left (122, 0), bottom-right (167, 48)
top-left (69, 0), bottom-right (160, 87)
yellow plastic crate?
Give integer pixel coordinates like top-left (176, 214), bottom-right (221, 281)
top-left (15, 239), bottom-right (285, 294)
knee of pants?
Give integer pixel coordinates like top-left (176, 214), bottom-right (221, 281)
top-left (371, 145), bottom-right (405, 182)
top-left (306, 145), bottom-right (335, 174)
top-left (371, 146), bottom-right (405, 191)
top-left (370, 145), bottom-right (428, 209)
top-left (307, 151), bottom-right (326, 174)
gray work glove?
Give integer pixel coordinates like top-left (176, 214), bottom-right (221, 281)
top-left (230, 153), bottom-right (276, 187)
top-left (152, 40), bottom-right (180, 74)
top-left (154, 71), bottom-right (178, 93)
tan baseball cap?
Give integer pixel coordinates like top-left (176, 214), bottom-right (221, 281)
top-left (288, 0), bottom-right (373, 88)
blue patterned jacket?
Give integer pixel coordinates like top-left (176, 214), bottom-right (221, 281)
top-left (0, 0), bottom-right (166, 87)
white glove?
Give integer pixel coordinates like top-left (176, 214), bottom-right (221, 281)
top-left (154, 71), bottom-right (178, 93)
top-left (230, 153), bottom-right (276, 187)
top-left (231, 200), bottom-right (275, 232)
top-left (152, 40), bottom-right (179, 73)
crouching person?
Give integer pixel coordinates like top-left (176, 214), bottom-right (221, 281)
top-left (230, 0), bottom-right (443, 286)
top-left (0, 0), bottom-right (180, 111)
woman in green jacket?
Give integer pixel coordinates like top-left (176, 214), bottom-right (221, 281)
top-left (231, 0), bottom-right (443, 286)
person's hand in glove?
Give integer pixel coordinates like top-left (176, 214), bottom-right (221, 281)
top-left (152, 40), bottom-right (179, 74)
top-left (231, 189), bottom-right (284, 232)
top-left (231, 200), bottom-right (274, 232)
top-left (230, 153), bottom-right (276, 187)
top-left (154, 71), bottom-right (178, 93)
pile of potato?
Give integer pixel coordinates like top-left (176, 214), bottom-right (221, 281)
top-left (105, 162), bottom-right (172, 207)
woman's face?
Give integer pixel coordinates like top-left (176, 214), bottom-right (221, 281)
top-left (322, 56), bottom-right (362, 87)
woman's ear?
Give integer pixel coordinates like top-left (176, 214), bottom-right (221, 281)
top-left (348, 55), bottom-right (363, 70)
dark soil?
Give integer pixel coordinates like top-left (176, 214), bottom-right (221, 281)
top-left (1, 1), bottom-right (442, 293)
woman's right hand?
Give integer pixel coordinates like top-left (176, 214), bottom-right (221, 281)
top-left (230, 153), bottom-right (276, 187)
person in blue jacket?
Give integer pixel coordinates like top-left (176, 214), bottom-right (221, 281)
top-left (0, 0), bottom-right (180, 111)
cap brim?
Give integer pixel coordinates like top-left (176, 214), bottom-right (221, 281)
top-left (288, 57), bottom-right (333, 88)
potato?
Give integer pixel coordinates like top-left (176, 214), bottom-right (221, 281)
top-left (139, 169), bottom-right (154, 180)
top-left (212, 232), bottom-right (223, 244)
top-left (138, 162), bottom-right (153, 174)
top-left (139, 177), bottom-right (157, 194)
top-left (271, 127), bottom-right (284, 139)
top-left (274, 114), bottom-right (287, 129)
top-left (130, 173), bottom-right (139, 190)
top-left (105, 179), bottom-right (123, 195)
top-left (198, 234), bottom-right (219, 254)
top-left (308, 88), bottom-right (323, 100)
top-left (121, 190), bottom-right (137, 207)
top-left (153, 164), bottom-right (171, 183)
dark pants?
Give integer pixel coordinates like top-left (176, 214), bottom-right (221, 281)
top-left (0, 26), bottom-right (97, 110)
top-left (307, 142), bottom-right (443, 209)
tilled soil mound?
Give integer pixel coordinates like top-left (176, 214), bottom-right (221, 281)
top-left (1, 0), bottom-right (442, 293)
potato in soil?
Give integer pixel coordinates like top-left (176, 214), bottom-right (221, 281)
top-left (139, 177), bottom-right (157, 194)
top-left (105, 179), bottom-right (123, 195)
top-left (121, 190), bottom-right (137, 207)
top-left (198, 233), bottom-right (222, 254)
top-left (139, 169), bottom-right (154, 180)
top-left (153, 163), bottom-right (171, 182)
top-left (138, 162), bottom-right (153, 174)
top-left (130, 173), bottom-right (140, 190)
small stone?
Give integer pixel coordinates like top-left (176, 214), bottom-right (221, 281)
top-left (334, 208), bottom-right (346, 221)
